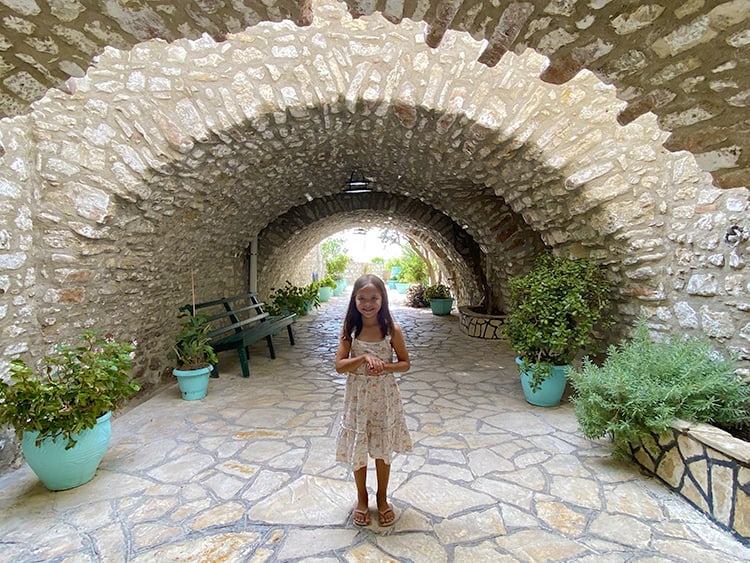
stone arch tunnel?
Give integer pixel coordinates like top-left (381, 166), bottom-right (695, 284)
top-left (0, 0), bottom-right (749, 467)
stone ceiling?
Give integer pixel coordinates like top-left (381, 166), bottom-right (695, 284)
top-left (0, 0), bottom-right (748, 383)
top-left (0, 0), bottom-right (748, 188)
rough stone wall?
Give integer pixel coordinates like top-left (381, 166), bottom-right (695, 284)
top-left (1, 0), bottom-right (749, 189)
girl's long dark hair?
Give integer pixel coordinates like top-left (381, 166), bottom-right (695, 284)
top-left (341, 274), bottom-right (393, 341)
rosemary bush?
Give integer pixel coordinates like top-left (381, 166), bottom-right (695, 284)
top-left (570, 320), bottom-right (750, 456)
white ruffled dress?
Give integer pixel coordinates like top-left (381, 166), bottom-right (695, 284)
top-left (336, 335), bottom-right (412, 470)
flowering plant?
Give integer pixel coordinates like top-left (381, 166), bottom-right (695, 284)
top-left (0, 330), bottom-right (140, 448)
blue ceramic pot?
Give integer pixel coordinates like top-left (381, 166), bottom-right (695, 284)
top-left (516, 357), bottom-right (568, 407)
top-left (333, 279), bottom-right (346, 295)
top-left (21, 411), bottom-right (112, 491)
top-left (429, 298), bottom-right (454, 315)
top-left (173, 365), bottom-right (212, 400)
top-left (395, 282), bottom-right (410, 294)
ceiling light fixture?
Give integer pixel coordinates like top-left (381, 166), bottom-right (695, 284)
top-left (343, 169), bottom-right (372, 193)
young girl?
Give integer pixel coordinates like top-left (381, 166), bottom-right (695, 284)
top-left (335, 274), bottom-right (412, 527)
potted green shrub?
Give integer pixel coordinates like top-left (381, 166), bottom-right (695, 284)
top-left (317, 276), bottom-right (337, 302)
top-left (423, 283), bottom-right (453, 315)
top-left (170, 312), bottom-right (218, 400)
top-left (0, 330), bottom-right (140, 490)
top-left (505, 251), bottom-right (611, 407)
top-left (267, 281), bottom-right (321, 317)
top-left (570, 319), bottom-right (750, 457)
top-left (326, 254), bottom-right (350, 295)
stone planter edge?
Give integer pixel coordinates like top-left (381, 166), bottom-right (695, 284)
top-left (629, 418), bottom-right (750, 543)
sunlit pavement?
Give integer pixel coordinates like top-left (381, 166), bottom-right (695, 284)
top-left (1, 288), bottom-right (749, 562)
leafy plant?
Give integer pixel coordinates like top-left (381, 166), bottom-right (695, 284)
top-left (506, 251), bottom-right (610, 364)
top-left (423, 283), bottom-right (451, 302)
top-left (170, 313), bottom-right (218, 370)
top-left (319, 275), bottom-right (337, 289)
top-left (267, 281), bottom-right (320, 317)
top-left (396, 249), bottom-right (428, 284)
top-left (504, 251), bottom-right (611, 392)
top-left (569, 320), bottom-right (750, 457)
top-left (325, 254), bottom-right (350, 281)
top-left (0, 331), bottom-right (140, 448)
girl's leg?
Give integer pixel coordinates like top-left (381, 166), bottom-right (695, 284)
top-left (375, 459), bottom-right (395, 525)
top-left (353, 465), bottom-right (370, 525)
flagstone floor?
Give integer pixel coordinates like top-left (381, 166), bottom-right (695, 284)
top-left (1, 288), bottom-right (749, 562)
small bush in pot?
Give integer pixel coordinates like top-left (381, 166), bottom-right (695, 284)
top-left (0, 330), bottom-right (140, 449)
top-left (170, 312), bottom-right (218, 370)
top-left (319, 276), bottom-right (337, 290)
top-left (505, 251), bottom-right (611, 398)
top-left (423, 284), bottom-right (451, 302)
top-left (267, 281), bottom-right (320, 317)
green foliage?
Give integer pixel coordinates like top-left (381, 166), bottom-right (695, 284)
top-left (396, 249), bottom-right (428, 284)
top-left (321, 237), bottom-right (350, 281)
top-left (267, 281), bottom-right (320, 317)
top-left (0, 331), bottom-right (140, 448)
top-left (423, 284), bottom-right (451, 302)
top-left (385, 258), bottom-right (403, 272)
top-left (171, 313), bottom-right (218, 370)
top-left (371, 257), bottom-right (385, 265)
top-left (325, 254), bottom-right (350, 280)
top-left (569, 320), bottom-right (750, 457)
top-left (319, 275), bottom-right (337, 289)
top-left (404, 284), bottom-right (428, 308)
top-left (321, 237), bottom-right (347, 262)
top-left (505, 251), bottom-right (611, 367)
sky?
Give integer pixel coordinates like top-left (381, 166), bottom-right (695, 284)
top-left (336, 228), bottom-right (403, 263)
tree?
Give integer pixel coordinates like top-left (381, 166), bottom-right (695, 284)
top-left (321, 237), bottom-right (347, 263)
top-left (379, 229), bottom-right (440, 284)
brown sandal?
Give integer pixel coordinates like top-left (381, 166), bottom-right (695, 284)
top-left (353, 508), bottom-right (371, 526)
top-left (378, 504), bottom-right (395, 527)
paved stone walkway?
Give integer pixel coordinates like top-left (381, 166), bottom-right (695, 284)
top-left (1, 289), bottom-right (749, 562)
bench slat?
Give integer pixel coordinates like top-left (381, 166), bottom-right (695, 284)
top-left (207, 312), bottom-right (269, 338)
top-left (180, 292), bottom-right (295, 378)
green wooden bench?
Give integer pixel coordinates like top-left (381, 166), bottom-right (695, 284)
top-left (180, 292), bottom-right (296, 378)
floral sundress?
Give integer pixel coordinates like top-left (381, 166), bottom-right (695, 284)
top-left (335, 335), bottom-right (412, 470)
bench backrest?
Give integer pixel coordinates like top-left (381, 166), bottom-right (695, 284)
top-left (180, 293), bottom-right (270, 340)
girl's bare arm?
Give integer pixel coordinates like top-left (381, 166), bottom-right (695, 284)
top-left (386, 324), bottom-right (410, 373)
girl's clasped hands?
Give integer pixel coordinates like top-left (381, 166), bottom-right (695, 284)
top-left (364, 354), bottom-right (385, 376)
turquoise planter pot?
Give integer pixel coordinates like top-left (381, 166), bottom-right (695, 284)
top-left (387, 279), bottom-right (397, 289)
top-left (395, 282), bottom-right (410, 294)
top-left (516, 357), bottom-right (569, 407)
top-left (318, 286), bottom-right (332, 302)
top-left (173, 365), bottom-right (212, 400)
top-left (333, 279), bottom-right (346, 296)
top-left (21, 411), bottom-right (112, 491)
top-left (429, 298), bottom-right (454, 315)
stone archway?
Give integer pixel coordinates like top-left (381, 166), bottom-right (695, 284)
top-left (256, 191), bottom-right (545, 311)
top-left (0, 0), bottom-right (747, 392)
